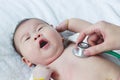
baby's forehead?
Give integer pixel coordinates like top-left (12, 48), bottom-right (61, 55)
top-left (23, 19), bottom-right (47, 26)
top-left (18, 19), bottom-right (47, 30)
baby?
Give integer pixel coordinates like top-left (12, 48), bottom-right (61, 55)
top-left (13, 18), bottom-right (120, 80)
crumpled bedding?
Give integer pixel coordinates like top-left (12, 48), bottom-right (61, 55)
top-left (0, 0), bottom-right (120, 80)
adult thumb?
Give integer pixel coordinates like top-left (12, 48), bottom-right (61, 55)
top-left (84, 43), bottom-right (108, 56)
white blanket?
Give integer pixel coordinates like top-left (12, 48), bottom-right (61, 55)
top-left (0, 0), bottom-right (120, 80)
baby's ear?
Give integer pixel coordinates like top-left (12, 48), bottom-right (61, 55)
top-left (22, 57), bottom-right (33, 67)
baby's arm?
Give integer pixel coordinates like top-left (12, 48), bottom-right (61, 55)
top-left (56, 18), bottom-right (92, 32)
top-left (30, 65), bottom-right (53, 80)
top-left (56, 18), bottom-right (100, 46)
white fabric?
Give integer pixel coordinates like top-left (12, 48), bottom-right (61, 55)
top-left (1, 0), bottom-right (120, 80)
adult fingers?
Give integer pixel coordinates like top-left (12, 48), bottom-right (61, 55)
top-left (76, 26), bottom-right (97, 45)
top-left (76, 32), bottom-right (86, 45)
top-left (87, 33), bottom-right (100, 46)
top-left (83, 43), bottom-right (108, 56)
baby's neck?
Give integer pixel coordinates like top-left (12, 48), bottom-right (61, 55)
top-left (48, 43), bottom-right (73, 68)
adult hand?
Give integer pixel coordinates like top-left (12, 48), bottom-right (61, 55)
top-left (77, 21), bottom-right (120, 56)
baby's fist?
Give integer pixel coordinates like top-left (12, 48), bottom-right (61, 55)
top-left (33, 65), bottom-right (53, 80)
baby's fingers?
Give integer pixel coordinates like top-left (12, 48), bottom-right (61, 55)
top-left (56, 20), bottom-right (68, 32)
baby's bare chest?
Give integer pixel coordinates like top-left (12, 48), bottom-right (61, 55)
top-left (53, 56), bottom-right (119, 80)
top-left (52, 54), bottom-right (98, 79)
top-left (55, 59), bottom-right (104, 80)
top-left (51, 45), bottom-right (120, 80)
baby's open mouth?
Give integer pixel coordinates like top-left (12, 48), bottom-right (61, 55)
top-left (39, 39), bottom-right (48, 48)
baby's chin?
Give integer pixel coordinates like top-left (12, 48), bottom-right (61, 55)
top-left (48, 51), bottom-right (64, 65)
top-left (37, 46), bottom-right (64, 66)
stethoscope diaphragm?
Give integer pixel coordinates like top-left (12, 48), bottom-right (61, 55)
top-left (72, 42), bottom-right (90, 58)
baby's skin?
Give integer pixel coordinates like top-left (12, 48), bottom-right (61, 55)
top-left (33, 43), bottom-right (120, 80)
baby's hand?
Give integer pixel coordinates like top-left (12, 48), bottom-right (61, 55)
top-left (32, 65), bottom-right (53, 80)
top-left (56, 19), bottom-right (69, 32)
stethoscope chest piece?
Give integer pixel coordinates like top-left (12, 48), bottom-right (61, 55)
top-left (72, 42), bottom-right (90, 58)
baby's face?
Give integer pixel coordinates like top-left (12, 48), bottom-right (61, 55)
top-left (14, 19), bottom-right (64, 65)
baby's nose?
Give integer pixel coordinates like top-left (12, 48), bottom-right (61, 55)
top-left (34, 34), bottom-right (41, 40)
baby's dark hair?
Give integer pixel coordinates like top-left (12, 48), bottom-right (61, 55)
top-left (12, 18), bottom-right (30, 57)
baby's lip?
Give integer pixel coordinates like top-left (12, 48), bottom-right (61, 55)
top-left (39, 39), bottom-right (48, 49)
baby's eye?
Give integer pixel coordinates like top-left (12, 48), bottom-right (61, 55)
top-left (37, 27), bottom-right (43, 31)
top-left (25, 37), bottom-right (30, 41)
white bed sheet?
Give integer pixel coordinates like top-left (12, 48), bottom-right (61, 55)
top-left (0, 0), bottom-right (120, 80)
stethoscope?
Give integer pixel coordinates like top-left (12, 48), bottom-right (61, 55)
top-left (68, 33), bottom-right (120, 59)
top-left (72, 42), bottom-right (90, 58)
top-left (72, 42), bottom-right (120, 59)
